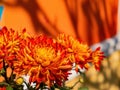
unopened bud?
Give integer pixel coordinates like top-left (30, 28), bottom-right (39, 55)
top-left (16, 77), bottom-right (24, 85)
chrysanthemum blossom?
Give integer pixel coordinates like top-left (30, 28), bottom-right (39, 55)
top-left (0, 27), bottom-right (28, 69)
top-left (56, 34), bottom-right (104, 70)
top-left (90, 47), bottom-right (105, 70)
top-left (14, 35), bottom-right (73, 87)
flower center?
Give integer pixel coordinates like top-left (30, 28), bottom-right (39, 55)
top-left (35, 47), bottom-right (56, 66)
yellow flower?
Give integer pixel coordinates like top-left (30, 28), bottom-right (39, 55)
top-left (16, 77), bottom-right (24, 85)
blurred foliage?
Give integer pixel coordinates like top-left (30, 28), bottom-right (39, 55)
top-left (66, 50), bottom-right (120, 90)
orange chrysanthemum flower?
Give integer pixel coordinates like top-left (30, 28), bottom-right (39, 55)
top-left (56, 34), bottom-right (104, 70)
top-left (90, 47), bottom-right (105, 70)
top-left (0, 27), bottom-right (28, 69)
top-left (13, 35), bottom-right (73, 87)
top-left (56, 34), bottom-right (91, 67)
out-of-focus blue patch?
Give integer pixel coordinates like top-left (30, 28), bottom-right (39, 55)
top-left (91, 32), bottom-right (120, 56)
top-left (0, 6), bottom-right (4, 20)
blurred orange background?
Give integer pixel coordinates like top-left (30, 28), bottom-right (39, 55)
top-left (0, 0), bottom-right (118, 45)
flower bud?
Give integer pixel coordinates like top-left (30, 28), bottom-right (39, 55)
top-left (16, 77), bottom-right (24, 85)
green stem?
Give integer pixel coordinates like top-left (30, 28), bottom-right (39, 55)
top-left (3, 59), bottom-right (9, 83)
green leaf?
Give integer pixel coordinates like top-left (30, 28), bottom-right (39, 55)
top-left (78, 87), bottom-right (89, 90)
top-left (6, 85), bottom-right (13, 90)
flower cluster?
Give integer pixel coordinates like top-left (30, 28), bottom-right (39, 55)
top-left (0, 27), bottom-right (104, 89)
